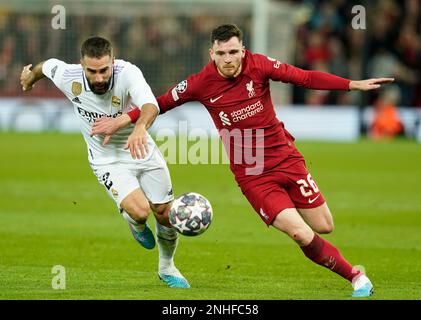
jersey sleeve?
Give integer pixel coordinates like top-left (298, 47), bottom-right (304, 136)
top-left (255, 54), bottom-right (350, 90)
top-left (42, 58), bottom-right (67, 89)
top-left (124, 64), bottom-right (159, 112)
top-left (157, 74), bottom-right (199, 114)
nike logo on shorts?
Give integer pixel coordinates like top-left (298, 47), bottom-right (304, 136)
top-left (308, 194), bottom-right (320, 204)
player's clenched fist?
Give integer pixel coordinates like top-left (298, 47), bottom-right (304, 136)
top-left (20, 64), bottom-right (35, 91)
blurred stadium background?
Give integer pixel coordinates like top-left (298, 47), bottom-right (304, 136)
top-left (1, 0), bottom-right (421, 301)
top-left (0, 0), bottom-right (420, 140)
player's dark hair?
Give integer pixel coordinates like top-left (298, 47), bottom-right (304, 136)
top-left (80, 36), bottom-right (113, 58)
top-left (211, 24), bottom-right (243, 44)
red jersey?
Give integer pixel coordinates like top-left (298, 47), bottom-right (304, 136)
top-left (157, 50), bottom-right (350, 183)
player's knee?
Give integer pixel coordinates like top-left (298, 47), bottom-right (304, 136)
top-left (324, 223), bottom-right (335, 234)
top-left (317, 221), bottom-right (334, 234)
top-left (290, 227), bottom-right (314, 246)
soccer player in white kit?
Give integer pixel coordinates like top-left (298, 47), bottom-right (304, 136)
top-left (19, 36), bottom-right (189, 288)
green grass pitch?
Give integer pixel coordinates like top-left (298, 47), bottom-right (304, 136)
top-left (0, 132), bottom-right (420, 300)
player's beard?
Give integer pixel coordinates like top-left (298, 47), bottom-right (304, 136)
top-left (87, 78), bottom-right (111, 95)
top-left (218, 63), bottom-right (241, 78)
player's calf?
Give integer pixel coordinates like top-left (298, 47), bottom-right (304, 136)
top-left (120, 189), bottom-right (151, 225)
top-left (151, 202), bottom-right (172, 228)
top-left (120, 190), bottom-right (153, 249)
top-left (123, 203), bottom-right (150, 225)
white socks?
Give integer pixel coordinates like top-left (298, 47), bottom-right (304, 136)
top-left (156, 222), bottom-right (180, 275)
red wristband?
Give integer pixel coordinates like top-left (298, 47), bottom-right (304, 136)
top-left (127, 107), bottom-right (140, 123)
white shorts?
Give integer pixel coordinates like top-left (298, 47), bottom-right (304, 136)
top-left (90, 148), bottom-right (174, 209)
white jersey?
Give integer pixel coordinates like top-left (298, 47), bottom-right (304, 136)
top-left (42, 58), bottom-right (159, 165)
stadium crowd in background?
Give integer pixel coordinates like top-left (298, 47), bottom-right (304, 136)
top-left (290, 0), bottom-right (420, 108)
top-left (1, 0), bottom-right (420, 108)
top-left (0, 11), bottom-right (250, 98)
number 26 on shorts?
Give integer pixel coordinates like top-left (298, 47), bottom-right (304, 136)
top-left (296, 173), bottom-right (319, 197)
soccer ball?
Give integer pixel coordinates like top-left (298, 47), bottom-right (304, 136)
top-left (169, 192), bottom-right (213, 236)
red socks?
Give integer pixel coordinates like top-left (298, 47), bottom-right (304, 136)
top-left (300, 233), bottom-right (361, 282)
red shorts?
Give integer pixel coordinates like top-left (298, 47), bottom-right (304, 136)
top-left (239, 159), bottom-right (325, 226)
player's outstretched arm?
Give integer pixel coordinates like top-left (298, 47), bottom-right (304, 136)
top-left (349, 78), bottom-right (395, 91)
top-left (20, 62), bottom-right (46, 91)
top-left (275, 64), bottom-right (395, 92)
top-left (125, 103), bottom-right (158, 160)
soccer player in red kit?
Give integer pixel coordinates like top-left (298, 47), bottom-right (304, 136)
top-left (91, 24), bottom-right (394, 297)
